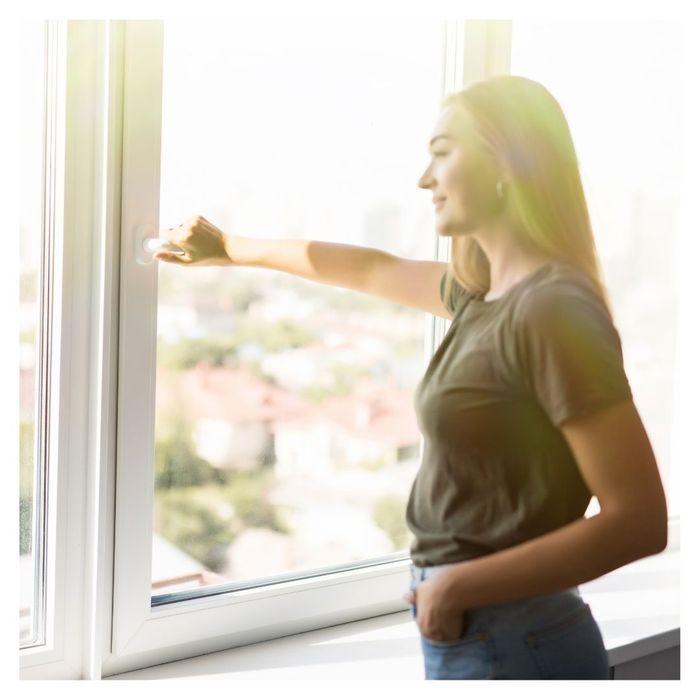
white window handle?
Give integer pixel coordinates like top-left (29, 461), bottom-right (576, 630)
top-left (143, 238), bottom-right (186, 256)
top-left (134, 225), bottom-right (186, 265)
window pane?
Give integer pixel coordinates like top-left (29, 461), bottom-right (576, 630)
top-left (510, 21), bottom-right (681, 517)
top-left (19, 20), bottom-right (48, 646)
top-left (152, 21), bottom-right (445, 598)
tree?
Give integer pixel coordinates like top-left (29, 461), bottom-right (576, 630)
top-left (154, 408), bottom-right (225, 490)
top-left (372, 494), bottom-right (412, 550)
top-left (19, 420), bottom-right (34, 555)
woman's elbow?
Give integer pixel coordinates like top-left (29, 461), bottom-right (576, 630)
top-left (640, 500), bottom-right (668, 554)
top-left (639, 496), bottom-right (668, 554)
top-left (607, 498), bottom-right (668, 556)
top-left (653, 515), bottom-right (669, 553)
top-left (631, 479), bottom-right (669, 554)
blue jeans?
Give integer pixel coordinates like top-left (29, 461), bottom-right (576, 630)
top-left (409, 561), bottom-right (610, 680)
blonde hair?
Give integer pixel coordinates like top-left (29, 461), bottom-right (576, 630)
top-left (441, 75), bottom-right (612, 313)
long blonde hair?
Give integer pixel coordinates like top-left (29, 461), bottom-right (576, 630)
top-left (442, 75), bottom-right (612, 313)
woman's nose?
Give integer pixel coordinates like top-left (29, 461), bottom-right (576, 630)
top-left (417, 167), bottom-right (433, 190)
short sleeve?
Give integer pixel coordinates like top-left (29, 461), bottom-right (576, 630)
top-left (440, 270), bottom-right (471, 316)
top-left (514, 286), bottom-right (633, 426)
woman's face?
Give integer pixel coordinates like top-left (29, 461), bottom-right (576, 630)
top-left (418, 105), bottom-right (503, 237)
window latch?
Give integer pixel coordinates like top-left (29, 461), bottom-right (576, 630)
top-left (134, 225), bottom-right (185, 265)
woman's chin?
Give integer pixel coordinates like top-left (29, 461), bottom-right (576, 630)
top-left (434, 220), bottom-right (449, 236)
top-left (436, 225), bottom-right (454, 237)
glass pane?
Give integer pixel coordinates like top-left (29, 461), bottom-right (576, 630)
top-left (152, 20), bottom-right (445, 597)
top-left (19, 20), bottom-right (47, 646)
top-left (510, 21), bottom-right (681, 517)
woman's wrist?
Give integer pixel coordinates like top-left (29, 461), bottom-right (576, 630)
top-left (222, 233), bottom-right (249, 266)
top-left (440, 561), bottom-right (473, 609)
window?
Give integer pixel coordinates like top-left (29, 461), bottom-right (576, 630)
top-left (150, 20), bottom-right (446, 599)
top-left (107, 20), bottom-right (469, 674)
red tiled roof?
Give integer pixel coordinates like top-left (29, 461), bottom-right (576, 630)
top-left (316, 377), bottom-right (420, 446)
top-left (156, 364), bottom-right (314, 424)
top-left (156, 365), bottom-right (420, 446)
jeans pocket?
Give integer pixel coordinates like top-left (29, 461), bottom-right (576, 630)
top-left (421, 615), bottom-right (496, 680)
top-left (524, 603), bottom-right (609, 679)
top-left (420, 611), bottom-right (490, 648)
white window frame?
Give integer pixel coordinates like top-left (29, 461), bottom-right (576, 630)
top-left (102, 19), bottom-right (509, 677)
top-left (19, 19), bottom-right (681, 680)
top-left (20, 20), bottom-right (115, 679)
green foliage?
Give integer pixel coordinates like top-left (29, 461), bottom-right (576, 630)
top-left (372, 493), bottom-right (412, 550)
top-left (157, 337), bottom-right (239, 371)
top-left (157, 319), bottom-right (316, 371)
top-left (154, 487), bottom-right (233, 571)
top-left (329, 362), bottom-right (371, 394)
top-left (241, 359), bottom-right (267, 382)
top-left (299, 384), bottom-right (336, 403)
top-left (20, 269), bottom-right (38, 304)
top-left (153, 469), bottom-right (290, 573)
top-left (222, 469), bottom-right (291, 534)
top-left (154, 411), bottom-right (225, 490)
top-left (356, 454), bottom-right (390, 472)
top-left (19, 498), bottom-right (33, 556)
top-left (19, 420), bottom-right (34, 555)
top-left (20, 329), bottom-right (36, 345)
top-left (299, 362), bottom-right (372, 403)
top-left (153, 406), bottom-right (289, 572)
top-left (19, 420), bottom-right (34, 500)
top-left (233, 318), bottom-right (316, 353)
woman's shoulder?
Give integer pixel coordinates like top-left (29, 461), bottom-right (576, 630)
top-left (440, 269), bottom-right (480, 316)
top-left (512, 262), bottom-right (612, 326)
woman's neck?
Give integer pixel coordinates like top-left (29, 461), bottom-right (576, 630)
top-left (472, 228), bottom-right (553, 301)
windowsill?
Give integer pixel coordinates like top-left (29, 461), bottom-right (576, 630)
top-left (108, 547), bottom-right (679, 680)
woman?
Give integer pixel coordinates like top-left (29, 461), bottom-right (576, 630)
top-left (155, 75), bottom-right (668, 680)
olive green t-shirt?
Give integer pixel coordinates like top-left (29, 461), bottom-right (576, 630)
top-left (405, 262), bottom-right (633, 567)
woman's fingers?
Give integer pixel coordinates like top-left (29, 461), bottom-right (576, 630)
top-left (156, 221), bottom-right (192, 263)
top-left (156, 215), bottom-right (231, 266)
top-left (155, 251), bottom-right (188, 265)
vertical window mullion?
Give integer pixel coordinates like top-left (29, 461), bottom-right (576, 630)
top-left (32, 17), bottom-right (54, 651)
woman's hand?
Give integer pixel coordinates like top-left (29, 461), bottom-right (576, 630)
top-left (403, 570), bottom-right (468, 643)
top-left (154, 215), bottom-right (236, 267)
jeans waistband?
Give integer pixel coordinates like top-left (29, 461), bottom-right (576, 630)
top-left (410, 560), bottom-right (580, 606)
